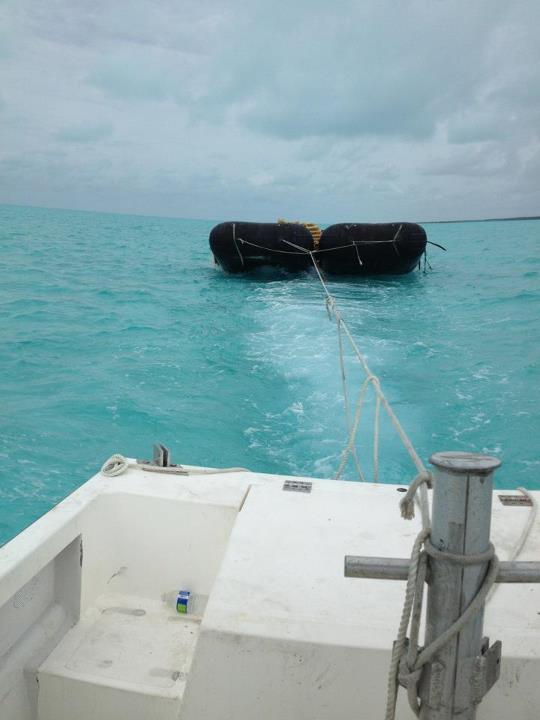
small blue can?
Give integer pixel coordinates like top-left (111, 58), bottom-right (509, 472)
top-left (176, 590), bottom-right (191, 614)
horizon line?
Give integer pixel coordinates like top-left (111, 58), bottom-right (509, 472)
top-left (1, 201), bottom-right (539, 226)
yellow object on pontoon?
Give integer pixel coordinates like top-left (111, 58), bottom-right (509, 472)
top-left (277, 218), bottom-right (321, 250)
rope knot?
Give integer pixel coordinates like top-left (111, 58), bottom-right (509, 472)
top-left (397, 652), bottom-right (423, 690)
top-left (365, 374), bottom-right (380, 390)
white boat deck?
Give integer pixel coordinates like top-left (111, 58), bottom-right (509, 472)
top-left (39, 593), bottom-right (202, 719)
top-left (0, 463), bottom-right (539, 719)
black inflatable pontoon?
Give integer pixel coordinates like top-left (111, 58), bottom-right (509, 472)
top-left (209, 222), bottom-right (313, 273)
top-left (209, 221), bottom-right (427, 275)
top-left (317, 223), bottom-right (427, 275)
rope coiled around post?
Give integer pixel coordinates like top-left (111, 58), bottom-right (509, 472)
top-left (385, 478), bottom-right (500, 720)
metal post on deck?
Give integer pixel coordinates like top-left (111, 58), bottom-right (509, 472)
top-left (344, 452), bottom-right (540, 718)
top-left (419, 452), bottom-right (502, 720)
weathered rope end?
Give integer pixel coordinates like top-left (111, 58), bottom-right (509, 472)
top-left (400, 471), bottom-right (432, 521)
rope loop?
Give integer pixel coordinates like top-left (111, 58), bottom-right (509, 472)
top-left (424, 540), bottom-right (495, 566)
top-left (364, 374), bottom-right (380, 391)
top-left (101, 453), bottom-right (129, 477)
top-left (398, 659), bottom-right (424, 717)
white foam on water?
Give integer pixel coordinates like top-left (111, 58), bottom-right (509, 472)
top-left (243, 275), bottom-right (418, 482)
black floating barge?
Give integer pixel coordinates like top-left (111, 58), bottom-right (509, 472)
top-left (209, 221), bottom-right (427, 276)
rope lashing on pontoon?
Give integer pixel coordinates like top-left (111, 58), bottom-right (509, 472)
top-left (232, 222), bottom-right (245, 268)
top-left (237, 236), bottom-right (430, 256)
top-left (391, 224), bottom-right (403, 257)
top-left (237, 237), bottom-right (359, 255)
top-left (385, 477), bottom-right (501, 720)
top-left (353, 242), bottom-right (364, 268)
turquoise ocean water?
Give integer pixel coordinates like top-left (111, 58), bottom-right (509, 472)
top-left (1, 204), bottom-right (539, 544)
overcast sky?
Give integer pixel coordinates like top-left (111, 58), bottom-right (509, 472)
top-left (1, 0), bottom-right (539, 222)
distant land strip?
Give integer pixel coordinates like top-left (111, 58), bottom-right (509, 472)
top-left (423, 215), bottom-right (540, 224)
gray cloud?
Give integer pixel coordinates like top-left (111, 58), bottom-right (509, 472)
top-left (182, 1), bottom-right (517, 141)
top-left (0, 0), bottom-right (539, 221)
top-left (55, 122), bottom-right (114, 143)
top-left (421, 144), bottom-right (511, 178)
top-left (87, 55), bottom-right (174, 102)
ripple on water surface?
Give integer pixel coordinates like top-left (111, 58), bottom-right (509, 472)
top-left (0, 205), bottom-right (539, 544)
